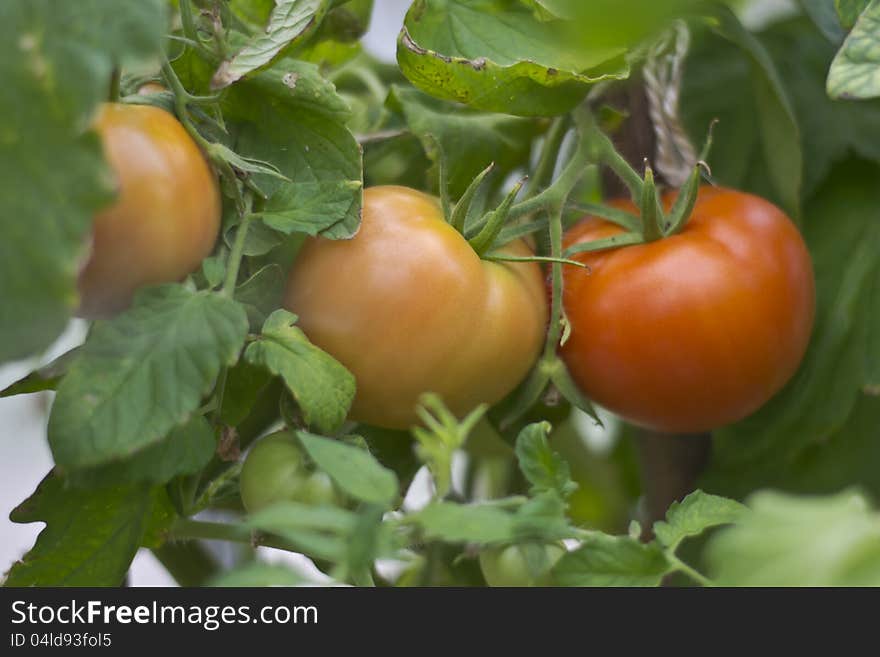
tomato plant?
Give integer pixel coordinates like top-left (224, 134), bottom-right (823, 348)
top-left (561, 187), bottom-right (815, 433)
top-left (1, 0), bottom-right (879, 595)
top-left (285, 185), bottom-right (547, 429)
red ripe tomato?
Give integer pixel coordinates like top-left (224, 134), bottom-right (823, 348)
top-left (561, 186), bottom-right (815, 433)
top-left (77, 103), bottom-right (221, 318)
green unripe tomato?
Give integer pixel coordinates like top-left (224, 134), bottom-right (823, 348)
top-left (239, 431), bottom-right (340, 513)
top-left (296, 471), bottom-right (339, 507)
top-left (479, 543), bottom-right (565, 587)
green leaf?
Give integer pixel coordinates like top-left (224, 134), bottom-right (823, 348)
top-left (388, 86), bottom-right (539, 198)
top-left (551, 533), bottom-right (670, 587)
top-left (4, 473), bottom-right (165, 586)
top-left (245, 501), bottom-right (356, 562)
top-left (0, 0), bottom-right (165, 363)
top-left (226, 219), bottom-right (286, 257)
top-left (223, 60), bottom-right (363, 239)
top-left (653, 490), bottom-right (747, 551)
top-left (297, 431), bottom-right (399, 506)
top-left (397, 0), bottom-right (628, 117)
top-left (798, 0), bottom-right (846, 43)
top-left (514, 422), bottom-right (577, 499)
top-left (837, 0), bottom-right (871, 29)
top-left (207, 561), bottom-right (309, 587)
top-left (512, 492), bottom-right (578, 542)
top-left (685, 17), bottom-right (880, 203)
top-left (828, 0), bottom-right (880, 99)
top-left (414, 502), bottom-right (516, 544)
top-left (48, 286), bottom-right (248, 469)
top-left (412, 395), bottom-right (486, 498)
top-left (245, 309), bottom-right (355, 434)
top-left (705, 161), bottom-right (880, 497)
top-left (296, 0), bottom-right (373, 68)
top-left (0, 348), bottom-right (79, 397)
top-left (712, 6), bottom-right (802, 217)
top-left (67, 415), bottom-right (216, 488)
top-left (219, 358), bottom-right (273, 427)
top-left (706, 489), bottom-right (880, 586)
top-left (213, 0), bottom-right (332, 88)
top-left (235, 263), bottom-right (286, 332)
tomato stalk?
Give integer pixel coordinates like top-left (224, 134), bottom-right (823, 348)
top-left (108, 68), bottom-right (121, 102)
top-left (170, 0), bottom-right (216, 62)
top-left (168, 518), bottom-right (304, 554)
top-left (526, 115), bottom-right (570, 199)
top-left (222, 194), bottom-right (253, 296)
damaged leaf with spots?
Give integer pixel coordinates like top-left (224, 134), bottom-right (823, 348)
top-left (396, 0), bottom-right (629, 116)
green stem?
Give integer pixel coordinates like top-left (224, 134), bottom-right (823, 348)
top-left (108, 68), bottom-right (121, 102)
top-left (508, 148), bottom-right (589, 221)
top-left (179, 0), bottom-right (199, 44)
top-left (563, 231), bottom-right (645, 258)
top-left (483, 252), bottom-right (588, 269)
top-left (160, 59), bottom-right (213, 150)
top-left (668, 553), bottom-right (714, 587)
top-left (223, 209), bottom-right (252, 296)
top-left (170, 518), bottom-right (247, 543)
top-left (168, 518), bottom-right (303, 554)
top-left (526, 116), bottom-right (570, 198)
top-left (544, 203), bottom-right (566, 359)
top-left (566, 202), bottom-right (641, 232)
top-left (575, 109), bottom-right (644, 202)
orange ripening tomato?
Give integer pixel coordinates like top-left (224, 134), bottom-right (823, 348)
top-left (561, 186), bottom-right (815, 433)
top-left (284, 185), bottom-right (548, 430)
top-left (77, 103), bottom-right (221, 318)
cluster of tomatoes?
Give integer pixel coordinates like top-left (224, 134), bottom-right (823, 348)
top-left (83, 100), bottom-right (814, 585)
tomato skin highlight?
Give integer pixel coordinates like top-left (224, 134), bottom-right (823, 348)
top-left (77, 103), bottom-right (221, 318)
top-left (561, 187), bottom-right (815, 434)
top-left (284, 185), bottom-right (548, 430)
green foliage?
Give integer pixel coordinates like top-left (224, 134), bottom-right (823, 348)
top-left (706, 490), bottom-right (880, 586)
top-left (0, 0), bottom-right (165, 363)
top-left (411, 395), bottom-right (486, 499)
top-left (245, 310), bottom-right (355, 434)
top-left (705, 161), bottom-right (880, 498)
top-left (683, 7), bottom-right (802, 216)
top-left (4, 0), bottom-right (880, 589)
top-left (397, 0), bottom-right (629, 116)
top-left (828, 0), bottom-right (880, 98)
top-left (213, 0), bottom-right (332, 88)
top-left (48, 285), bottom-right (248, 469)
top-left (653, 491), bottom-right (748, 551)
top-left (388, 86), bottom-right (540, 198)
top-left (514, 421), bottom-right (577, 499)
top-left (208, 561), bottom-right (309, 587)
top-left (5, 473), bottom-right (172, 586)
top-left (837, 0), bottom-right (872, 29)
top-left (298, 431), bottom-right (399, 506)
top-left (552, 534), bottom-right (669, 587)
top-left (67, 415), bottom-right (216, 488)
